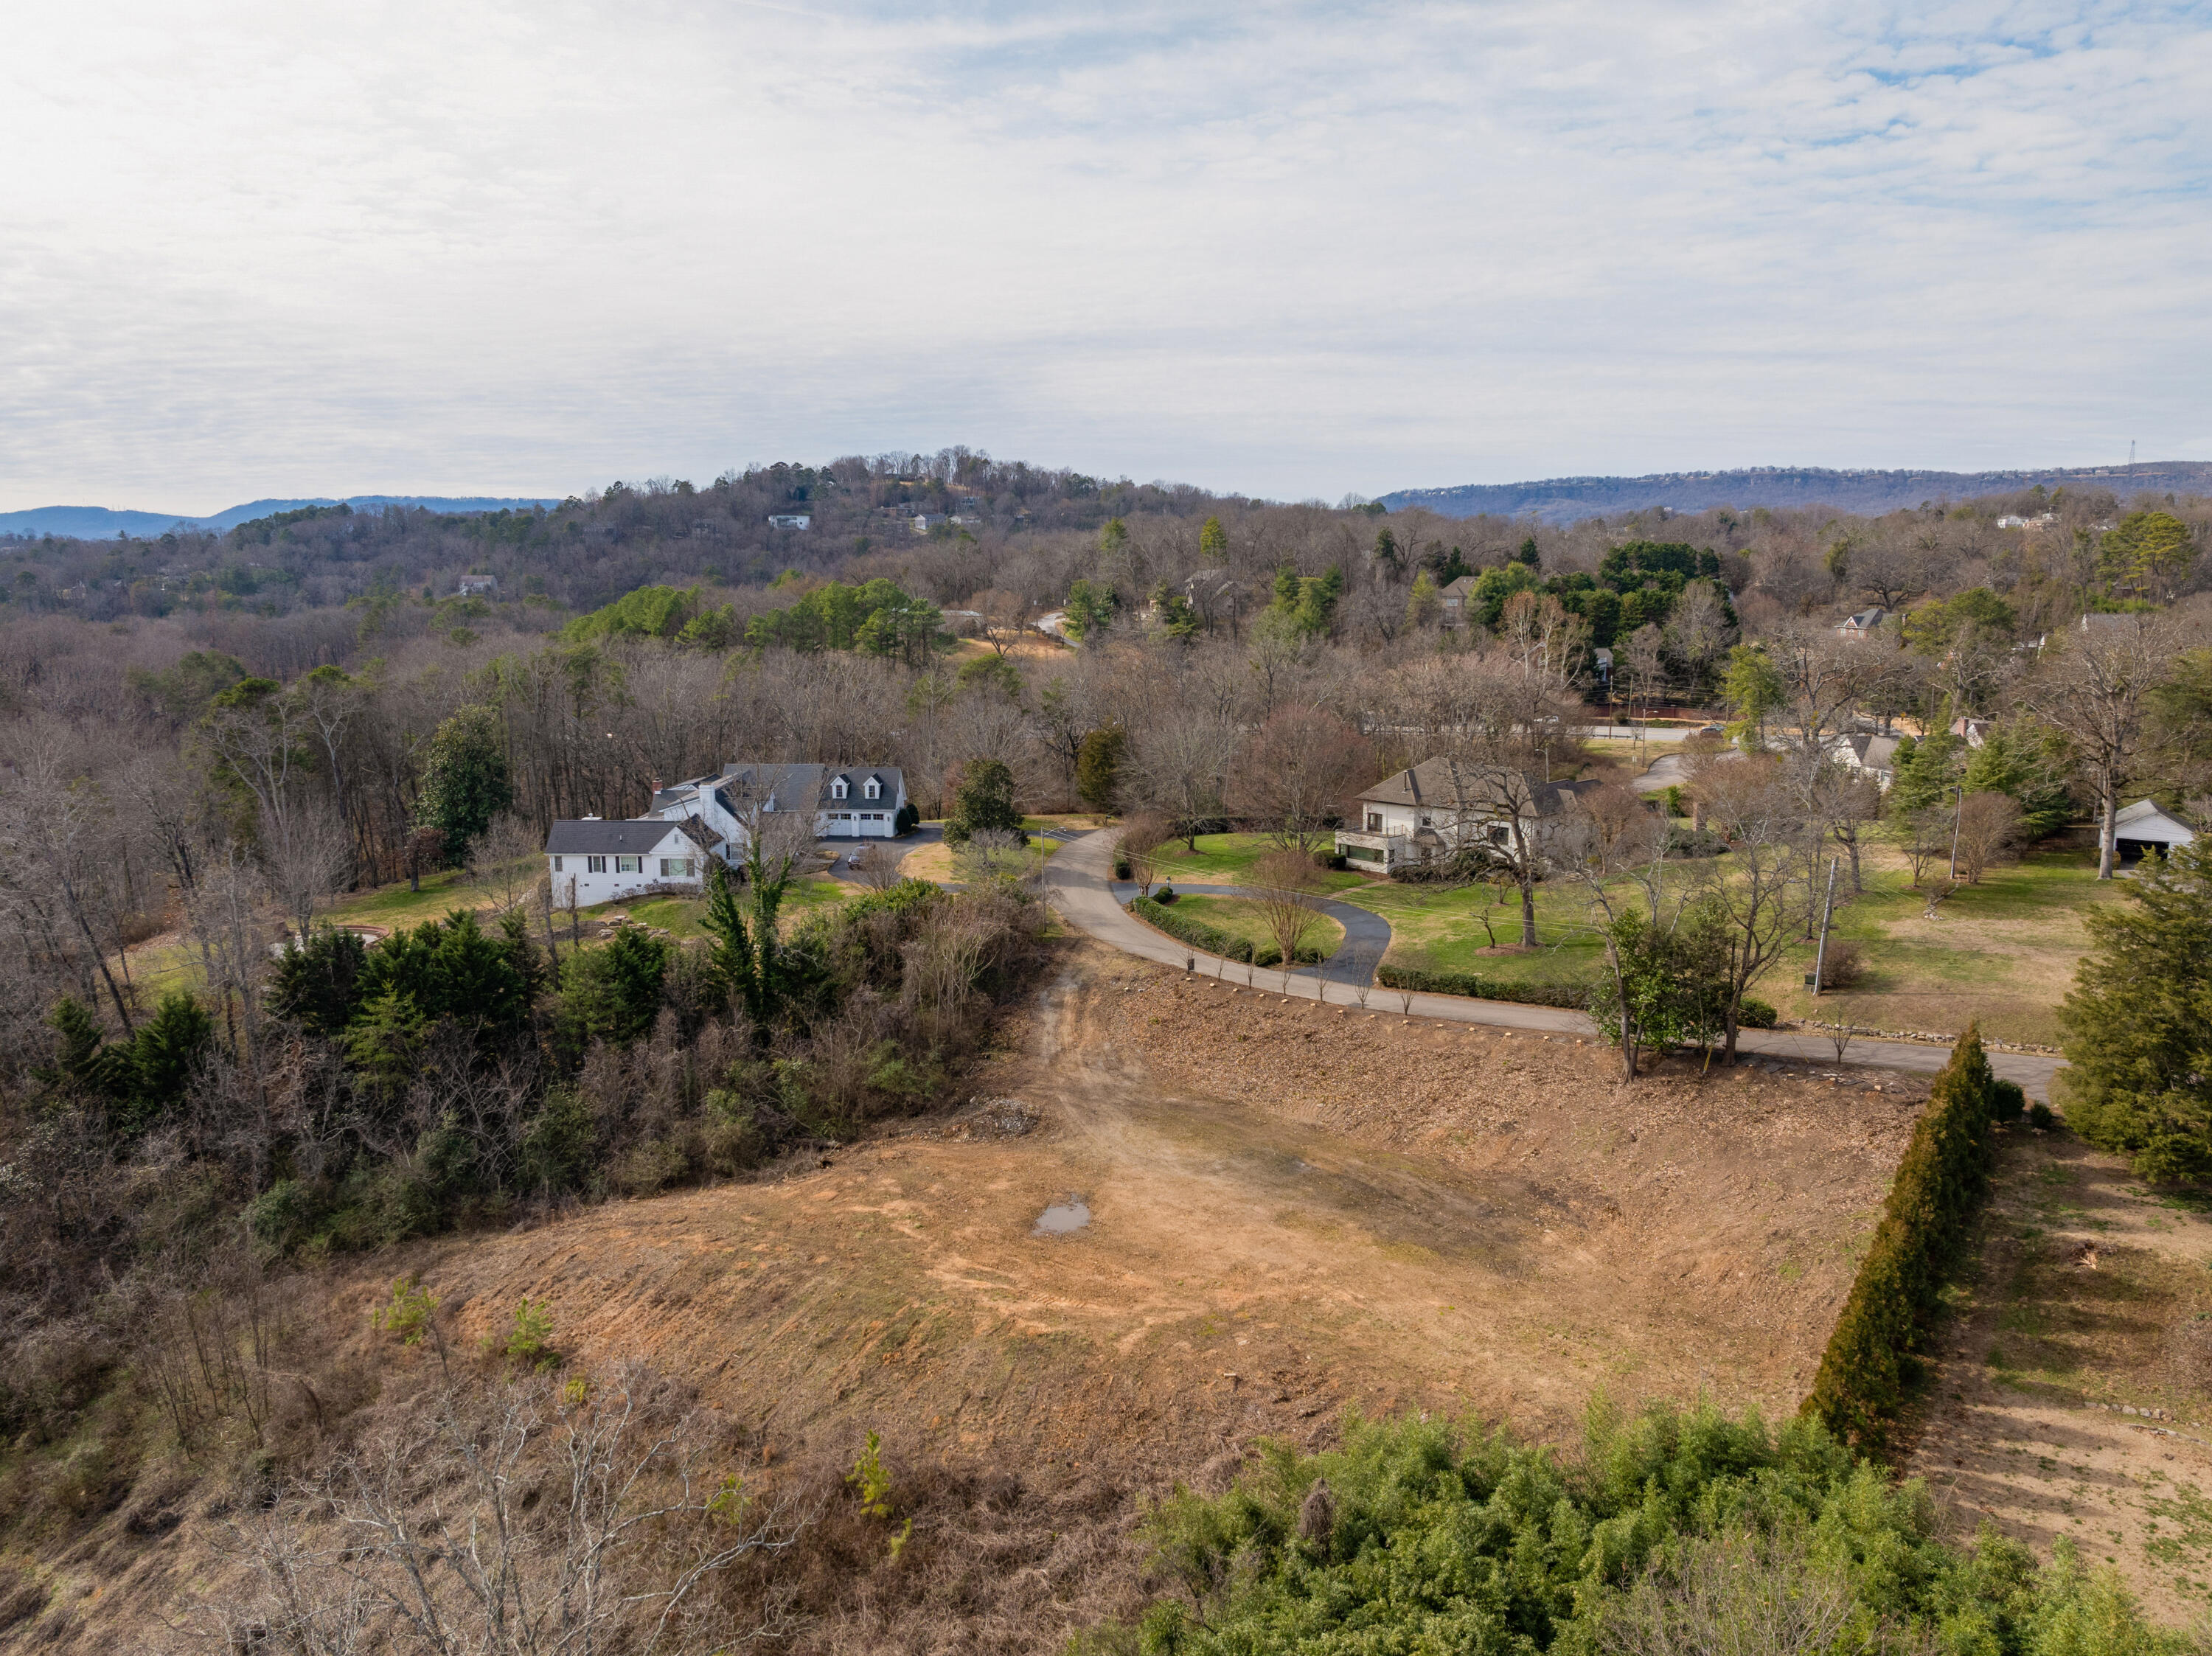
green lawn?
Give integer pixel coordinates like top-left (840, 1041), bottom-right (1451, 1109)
top-left (1147, 832), bottom-right (1367, 892)
top-left (1167, 894), bottom-right (1346, 960)
top-left (1317, 834), bottom-right (2121, 1043)
top-left (1759, 841), bottom-right (2121, 1045)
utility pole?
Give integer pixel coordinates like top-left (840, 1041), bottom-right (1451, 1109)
top-left (1947, 781), bottom-right (1966, 884)
top-left (1811, 855), bottom-right (1840, 995)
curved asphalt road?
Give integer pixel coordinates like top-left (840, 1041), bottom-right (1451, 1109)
top-left (1043, 828), bottom-right (2063, 1100)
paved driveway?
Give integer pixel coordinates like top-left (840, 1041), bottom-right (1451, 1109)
top-left (1110, 880), bottom-right (1392, 987)
top-left (1045, 829), bottom-right (2062, 1098)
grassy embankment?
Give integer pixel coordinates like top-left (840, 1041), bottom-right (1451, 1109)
top-left (1146, 830), bottom-right (2119, 1043)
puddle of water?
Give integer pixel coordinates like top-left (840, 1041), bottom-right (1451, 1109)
top-left (1033, 1197), bottom-right (1091, 1236)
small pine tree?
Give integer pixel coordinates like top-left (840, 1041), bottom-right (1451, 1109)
top-left (125, 992), bottom-right (215, 1131)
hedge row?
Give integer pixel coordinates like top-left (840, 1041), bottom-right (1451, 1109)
top-left (1374, 964), bottom-right (1595, 1011)
top-left (1126, 897), bottom-right (1324, 967)
top-left (1802, 1026), bottom-right (2005, 1453)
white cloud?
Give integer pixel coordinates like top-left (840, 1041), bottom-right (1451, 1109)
top-left (1, 0), bottom-right (2207, 509)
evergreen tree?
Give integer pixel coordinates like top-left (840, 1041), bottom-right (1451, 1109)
top-left (1961, 728), bottom-right (2073, 840)
top-left (415, 705), bottom-right (514, 857)
top-left (1076, 726), bottom-right (1126, 813)
top-left (1719, 644), bottom-right (1785, 750)
top-left (945, 758), bottom-right (1022, 844)
top-left (1888, 730), bottom-right (1963, 822)
top-left (126, 992), bottom-right (215, 1131)
top-left (1147, 582), bottom-right (1200, 641)
top-left (38, 996), bottom-right (128, 1100)
top-left (266, 926), bottom-right (369, 1034)
top-left (2059, 838), bottom-right (2212, 1181)
top-left (1197, 515), bottom-right (1228, 566)
top-left (1062, 579), bottom-right (1117, 644)
top-left (1514, 536), bottom-right (1540, 567)
top-left (355, 908), bottom-right (532, 1036)
top-left (1405, 569), bottom-right (1440, 628)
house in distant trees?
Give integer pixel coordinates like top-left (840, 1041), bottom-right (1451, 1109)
top-left (1824, 731), bottom-right (1902, 790)
top-left (2112, 799), bottom-right (2197, 863)
top-left (1950, 716), bottom-right (1994, 748)
top-left (1333, 759), bottom-right (1597, 871)
top-left (767, 512), bottom-right (812, 530)
top-left (1438, 574), bottom-right (1478, 627)
top-left (1834, 607), bottom-right (1887, 638)
top-left (456, 574), bottom-right (498, 596)
top-left (911, 513), bottom-right (949, 535)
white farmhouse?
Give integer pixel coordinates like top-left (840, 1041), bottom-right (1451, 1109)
top-left (544, 818), bottom-right (715, 907)
top-left (1333, 758), bottom-right (1596, 872)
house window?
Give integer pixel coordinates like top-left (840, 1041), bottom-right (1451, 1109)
top-left (831, 777), bottom-right (847, 799)
top-left (1365, 812), bottom-right (1382, 832)
top-left (616, 855), bottom-right (641, 874)
top-left (661, 857), bottom-right (692, 877)
top-left (587, 855), bottom-right (607, 873)
top-left (864, 777), bottom-right (880, 799)
top-left (552, 855), bottom-right (563, 872)
top-left (1487, 824), bottom-right (1509, 844)
top-left (1419, 813), bottom-right (1433, 827)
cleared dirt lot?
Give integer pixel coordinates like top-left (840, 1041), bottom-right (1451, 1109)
top-left (1905, 1132), bottom-right (2212, 1626)
top-left (24, 942), bottom-right (1933, 1652)
top-left (382, 943), bottom-right (1928, 1516)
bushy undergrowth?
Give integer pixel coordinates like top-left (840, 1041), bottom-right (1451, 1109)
top-left (1804, 1028), bottom-right (2002, 1452)
top-left (0, 868), bottom-right (1046, 1483)
top-left (1083, 1401), bottom-right (2175, 1655)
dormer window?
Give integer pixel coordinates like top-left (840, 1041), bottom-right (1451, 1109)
top-left (831, 776), bottom-right (848, 800)
top-left (863, 776), bottom-right (880, 799)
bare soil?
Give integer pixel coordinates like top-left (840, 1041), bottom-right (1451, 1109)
top-left (15, 940), bottom-right (1930, 1652)
top-left (1904, 1132), bottom-right (2212, 1624)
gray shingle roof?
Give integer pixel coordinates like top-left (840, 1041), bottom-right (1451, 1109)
top-left (1355, 759), bottom-right (1592, 817)
top-left (543, 819), bottom-right (688, 855)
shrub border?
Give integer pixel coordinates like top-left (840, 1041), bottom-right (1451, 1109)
top-left (1801, 1026), bottom-right (2001, 1454)
top-left (1374, 962), bottom-right (1594, 1011)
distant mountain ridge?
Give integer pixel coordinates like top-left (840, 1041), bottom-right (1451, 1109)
top-left (1380, 462), bottom-right (2212, 524)
top-left (0, 495), bottom-right (562, 539)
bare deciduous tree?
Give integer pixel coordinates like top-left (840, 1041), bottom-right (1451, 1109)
top-left (1227, 706), bottom-right (1373, 857)
top-left (181, 1367), bottom-right (813, 1656)
top-left (467, 810), bottom-right (544, 916)
top-left (266, 796), bottom-right (356, 942)
top-left (2019, 611), bottom-right (2196, 878)
top-left (1952, 789), bottom-right (2024, 884)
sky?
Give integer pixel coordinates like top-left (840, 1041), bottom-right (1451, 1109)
top-left (4, 1), bottom-right (2210, 512)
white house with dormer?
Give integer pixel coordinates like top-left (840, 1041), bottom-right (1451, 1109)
top-left (1333, 758), bottom-right (1598, 871)
top-left (543, 762), bottom-right (910, 905)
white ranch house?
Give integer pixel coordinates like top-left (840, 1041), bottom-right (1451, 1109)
top-left (544, 762), bottom-right (909, 905)
top-left (545, 818), bottom-right (716, 908)
top-left (1334, 759), bottom-right (1598, 872)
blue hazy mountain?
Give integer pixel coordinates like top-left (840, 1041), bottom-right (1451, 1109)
top-left (0, 495), bottom-right (562, 538)
top-left (1380, 462), bottom-right (2212, 524)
